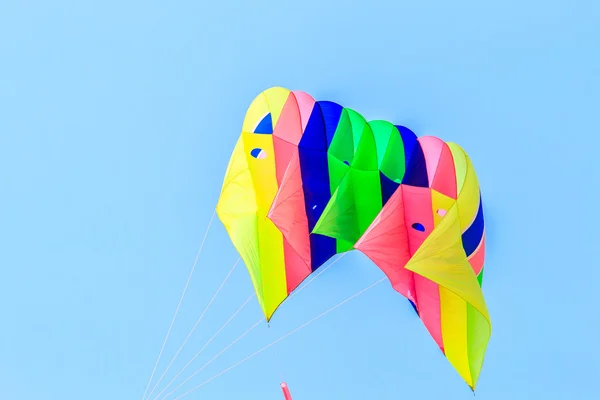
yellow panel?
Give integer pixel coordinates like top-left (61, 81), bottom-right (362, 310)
top-left (440, 287), bottom-right (472, 387)
top-left (431, 189), bottom-right (456, 227)
top-left (257, 217), bottom-right (287, 320)
top-left (242, 92), bottom-right (270, 133)
top-left (446, 143), bottom-right (481, 231)
top-left (217, 137), bottom-right (257, 225)
top-left (263, 87), bottom-right (291, 127)
top-left (447, 143), bottom-right (467, 193)
top-left (242, 132), bottom-right (280, 213)
top-left (406, 204), bottom-right (490, 322)
top-left (218, 88), bottom-right (294, 320)
top-left (216, 137), bottom-right (266, 313)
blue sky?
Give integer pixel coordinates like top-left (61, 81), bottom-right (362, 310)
top-left (1, 1), bottom-right (599, 399)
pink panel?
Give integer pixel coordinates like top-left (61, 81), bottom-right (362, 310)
top-left (283, 240), bottom-right (310, 295)
top-left (291, 91), bottom-right (316, 131)
top-left (273, 93), bottom-right (303, 145)
top-left (413, 275), bottom-right (443, 351)
top-left (432, 143), bottom-right (457, 199)
top-left (273, 136), bottom-right (297, 185)
top-left (401, 185), bottom-right (434, 255)
top-left (468, 233), bottom-right (486, 276)
top-left (268, 153), bottom-right (312, 288)
top-left (401, 185), bottom-right (443, 350)
top-left (354, 187), bottom-right (415, 303)
top-left (418, 137), bottom-right (444, 188)
top-left (271, 92), bottom-right (312, 291)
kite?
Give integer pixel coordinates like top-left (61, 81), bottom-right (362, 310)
top-left (216, 87), bottom-right (491, 390)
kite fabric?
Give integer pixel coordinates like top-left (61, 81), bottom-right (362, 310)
top-left (280, 382), bottom-right (293, 400)
top-left (216, 87), bottom-right (491, 390)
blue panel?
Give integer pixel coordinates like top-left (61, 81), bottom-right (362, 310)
top-left (396, 125), bottom-right (418, 172)
top-left (462, 195), bottom-right (485, 256)
top-left (299, 147), bottom-right (336, 271)
top-left (300, 103), bottom-right (328, 150)
top-left (310, 234), bottom-right (337, 270)
top-left (318, 101), bottom-right (343, 147)
top-left (402, 139), bottom-right (429, 187)
top-left (409, 299), bottom-right (419, 315)
top-left (299, 104), bottom-right (336, 270)
top-left (254, 113), bottom-right (273, 134)
top-left (380, 172), bottom-right (400, 206)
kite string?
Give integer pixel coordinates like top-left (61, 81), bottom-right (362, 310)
top-left (141, 210), bottom-right (216, 400)
top-left (159, 318), bottom-right (264, 400)
top-left (157, 254), bottom-right (345, 399)
top-left (171, 277), bottom-right (387, 400)
top-left (151, 292), bottom-right (256, 400)
top-left (145, 257), bottom-right (240, 399)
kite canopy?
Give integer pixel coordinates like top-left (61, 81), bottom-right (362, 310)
top-left (216, 87), bottom-right (491, 390)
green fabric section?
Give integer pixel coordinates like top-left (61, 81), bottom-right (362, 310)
top-left (327, 109), bottom-right (357, 253)
top-left (327, 109), bottom-right (354, 191)
top-left (312, 173), bottom-right (360, 243)
top-left (466, 301), bottom-right (491, 389)
top-left (379, 125), bottom-right (406, 182)
top-left (477, 267), bottom-right (484, 287)
top-left (327, 155), bottom-right (350, 193)
top-left (336, 239), bottom-right (354, 253)
top-left (351, 168), bottom-right (382, 235)
top-left (318, 110), bottom-right (387, 248)
top-left (315, 118), bottom-right (399, 247)
top-left (346, 109), bottom-right (368, 153)
top-left (368, 120), bottom-right (395, 166)
top-left (328, 109), bottom-right (354, 166)
top-left (352, 124), bottom-right (378, 170)
top-left (313, 168), bottom-right (383, 245)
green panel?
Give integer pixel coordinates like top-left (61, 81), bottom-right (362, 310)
top-left (466, 302), bottom-right (491, 388)
top-left (346, 109), bottom-right (368, 153)
top-left (328, 154), bottom-right (350, 194)
top-left (368, 120), bottom-right (395, 166)
top-left (352, 124), bottom-right (378, 171)
top-left (380, 125), bottom-right (406, 182)
top-left (351, 168), bottom-right (383, 235)
top-left (312, 173), bottom-right (360, 243)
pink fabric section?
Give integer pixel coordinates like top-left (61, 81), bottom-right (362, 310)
top-left (274, 93), bottom-right (303, 145)
top-left (283, 240), bottom-right (310, 295)
top-left (291, 91), bottom-right (315, 131)
top-left (268, 152), bottom-right (312, 293)
top-left (273, 137), bottom-right (297, 185)
top-left (468, 233), bottom-right (486, 276)
top-left (354, 187), bottom-right (415, 303)
top-left (418, 137), bottom-right (444, 188)
top-left (273, 94), bottom-right (303, 185)
top-left (413, 275), bottom-right (443, 351)
top-left (281, 382), bottom-right (293, 400)
top-left (432, 142), bottom-right (457, 199)
top-left (401, 185), bottom-right (443, 351)
top-left (271, 93), bottom-right (312, 294)
top-left (401, 185), bottom-right (434, 254)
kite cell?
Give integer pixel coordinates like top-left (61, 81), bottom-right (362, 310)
top-left (216, 87), bottom-right (491, 390)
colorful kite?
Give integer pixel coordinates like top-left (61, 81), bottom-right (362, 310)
top-left (216, 87), bottom-right (491, 390)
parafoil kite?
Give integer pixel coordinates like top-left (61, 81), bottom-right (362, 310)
top-left (216, 87), bottom-right (491, 390)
